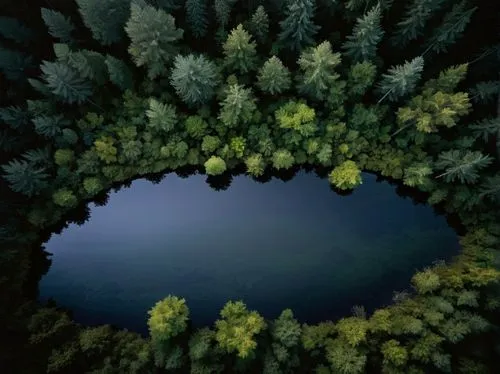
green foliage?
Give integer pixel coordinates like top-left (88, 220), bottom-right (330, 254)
top-left (275, 101), bottom-right (316, 133)
top-left (347, 61), bottom-right (377, 98)
top-left (223, 24), bottom-right (258, 74)
top-left (278, 0), bottom-right (320, 52)
top-left (257, 56), bottom-right (291, 95)
top-left (55, 47), bottom-right (108, 85)
top-left (147, 295), bottom-right (189, 341)
top-left (83, 177), bottom-right (104, 195)
top-left (0, 16), bottom-right (34, 43)
top-left (214, 0), bottom-right (237, 28)
top-left (0, 106), bottom-right (30, 130)
top-left (469, 81), bottom-right (500, 104)
top-left (170, 54), bottom-right (220, 107)
top-left (125, 3), bottom-right (184, 79)
top-left (377, 56), bottom-right (424, 103)
top-left (249, 6), bottom-right (269, 44)
top-left (202, 135), bottom-right (221, 154)
top-left (54, 149), bottom-right (74, 166)
top-left (423, 64), bottom-right (468, 93)
top-left (215, 300), bottom-right (266, 358)
top-left (423, 0), bottom-right (477, 55)
top-left (245, 153), bottom-right (266, 177)
top-left (185, 115), bottom-right (208, 139)
top-left (76, 0), bottom-right (130, 45)
top-left (272, 149), bottom-right (295, 170)
top-left (2, 159), bottom-right (49, 197)
top-left (41, 8), bottom-right (75, 43)
top-left (403, 163), bottom-right (433, 187)
top-left (218, 83), bottom-right (257, 128)
top-left (271, 309), bottom-right (301, 348)
top-left (105, 55), bottom-right (133, 91)
top-left (325, 338), bottom-right (367, 374)
top-left (40, 61), bottom-right (93, 104)
top-left (230, 136), bottom-right (246, 158)
top-left (328, 161), bottom-right (362, 190)
top-left (342, 4), bottom-right (384, 62)
top-left (53, 188), bottom-right (78, 208)
top-left (204, 156), bottom-right (227, 175)
top-left (412, 268), bottom-right (441, 294)
top-left (381, 339), bottom-right (408, 367)
top-left (146, 98), bottom-right (178, 133)
top-left (186, 0), bottom-right (209, 38)
top-left (435, 150), bottom-right (493, 184)
top-left (94, 136), bottom-right (118, 164)
top-left (0, 47), bottom-right (34, 81)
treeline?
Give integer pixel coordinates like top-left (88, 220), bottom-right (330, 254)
top-left (0, 0), bottom-right (499, 373)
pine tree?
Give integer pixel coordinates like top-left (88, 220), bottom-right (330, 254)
top-left (435, 149), bottom-right (493, 184)
top-left (376, 56), bottom-right (424, 103)
top-left (40, 61), bottom-right (93, 104)
top-left (342, 4), bottom-right (384, 62)
top-left (0, 47), bottom-right (34, 81)
top-left (277, 0), bottom-right (320, 52)
top-left (170, 54), bottom-right (220, 107)
top-left (423, 0), bottom-right (477, 55)
top-left (249, 5), bottom-right (269, 44)
top-left (105, 55), bottom-right (133, 91)
top-left (223, 24), bottom-right (258, 74)
top-left (423, 64), bottom-right (468, 93)
top-left (41, 8), bottom-right (75, 43)
top-left (218, 83), bottom-right (257, 128)
top-left (185, 0), bottom-right (209, 39)
top-left (0, 16), bottom-right (34, 44)
top-left (297, 41), bottom-right (342, 101)
top-left (257, 56), bottom-right (292, 95)
top-left (146, 98), bottom-right (178, 133)
top-left (125, 3), bottom-right (184, 79)
top-left (2, 159), bottom-right (49, 197)
top-left (347, 61), bottom-right (377, 98)
top-left (76, 0), bottom-right (130, 45)
top-left (391, 0), bottom-right (446, 47)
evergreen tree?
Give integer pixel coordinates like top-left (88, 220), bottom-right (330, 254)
top-left (423, 0), bottom-right (477, 55)
top-left (185, 0), bottom-right (209, 39)
top-left (56, 47), bottom-right (108, 86)
top-left (40, 61), bottom-right (93, 104)
top-left (0, 47), bottom-right (34, 81)
top-left (342, 4), bottom-right (384, 62)
top-left (170, 54), bottom-right (220, 107)
top-left (218, 83), bottom-right (257, 128)
top-left (76, 0), bottom-right (130, 45)
top-left (2, 159), bottom-right (49, 197)
top-left (146, 98), bottom-right (178, 133)
top-left (249, 5), bottom-right (269, 44)
top-left (0, 106), bottom-right (30, 131)
top-left (223, 24), bottom-right (258, 74)
top-left (0, 16), bottom-right (34, 44)
top-left (41, 8), bottom-right (75, 43)
top-left (277, 0), bottom-right (320, 52)
top-left (347, 61), bottom-right (377, 98)
top-left (376, 56), bottom-right (424, 103)
top-left (257, 56), bottom-right (291, 95)
top-left (470, 118), bottom-right (500, 143)
top-left (297, 41), bottom-right (342, 101)
top-left (32, 114), bottom-right (68, 139)
top-left (469, 81), bottom-right (500, 104)
top-left (423, 63), bottom-right (468, 93)
top-left (125, 3), bottom-right (184, 79)
top-left (105, 55), bottom-right (133, 91)
top-left (214, 0), bottom-right (238, 28)
top-left (435, 150), bottom-right (493, 184)
top-left (391, 0), bottom-right (446, 47)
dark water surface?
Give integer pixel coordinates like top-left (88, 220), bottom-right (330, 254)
top-left (39, 171), bottom-right (459, 335)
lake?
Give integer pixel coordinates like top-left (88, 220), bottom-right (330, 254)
top-left (38, 171), bottom-right (460, 335)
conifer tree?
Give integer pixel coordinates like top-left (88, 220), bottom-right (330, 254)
top-left (146, 98), bottom-right (178, 133)
top-left (32, 114), bottom-right (69, 138)
top-left (297, 41), bottom-right (342, 101)
top-left (214, 0), bottom-right (237, 29)
top-left (218, 83), bottom-right (257, 128)
top-left (423, 0), bottom-right (477, 55)
top-left (0, 47), bottom-right (34, 81)
top-left (105, 55), bottom-right (133, 91)
top-left (435, 150), bottom-right (493, 184)
top-left (347, 61), bottom-right (377, 98)
top-left (249, 5), bottom-right (269, 44)
top-left (277, 0), bottom-right (320, 52)
top-left (125, 3), bottom-right (184, 79)
top-left (185, 0), bottom-right (209, 39)
top-left (423, 64), bottom-right (468, 93)
top-left (40, 61), bottom-right (93, 104)
top-left (0, 106), bottom-right (30, 131)
top-left (41, 8), bottom-right (75, 43)
top-left (170, 54), bottom-right (220, 107)
top-left (257, 56), bottom-right (291, 95)
top-left (0, 16), bottom-right (34, 44)
top-left (76, 0), bottom-right (130, 45)
top-left (223, 24), bottom-right (258, 74)
top-left (376, 56), bottom-right (424, 103)
top-left (469, 81), bottom-right (500, 104)
top-left (1, 159), bottom-right (49, 197)
top-left (391, 0), bottom-right (446, 47)
top-left (342, 4), bottom-right (384, 63)
top-left (470, 118), bottom-right (500, 143)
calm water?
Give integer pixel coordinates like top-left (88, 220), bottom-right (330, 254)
top-left (39, 171), bottom-right (459, 335)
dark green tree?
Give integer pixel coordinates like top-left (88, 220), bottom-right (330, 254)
top-left (40, 61), bottom-right (93, 104)
top-left (376, 56), bottom-right (424, 103)
top-left (105, 55), bottom-right (133, 91)
top-left (214, 0), bottom-right (237, 28)
top-left (257, 56), bottom-right (291, 95)
top-left (41, 8), bottom-right (76, 43)
top-left (249, 5), bottom-right (269, 44)
top-left (277, 0), bottom-right (320, 52)
top-left (435, 150), bottom-right (493, 184)
top-left (170, 54), bottom-right (221, 107)
top-left (2, 159), bottom-right (49, 197)
top-left (0, 47), bottom-right (34, 81)
top-left (185, 0), bottom-right (209, 38)
top-left (125, 3), bottom-right (184, 79)
top-left (146, 98), bottom-right (178, 133)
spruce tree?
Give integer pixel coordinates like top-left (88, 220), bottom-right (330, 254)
top-left (249, 5), bottom-right (269, 44)
top-left (257, 56), bottom-right (292, 95)
top-left (105, 55), bottom-right (133, 91)
top-left (277, 0), bottom-right (320, 53)
top-left (297, 41), bottom-right (342, 101)
top-left (435, 150), bottom-right (493, 184)
top-left (76, 0), bottom-right (130, 45)
top-left (41, 8), bottom-right (75, 43)
top-left (40, 61), bottom-right (93, 104)
top-left (125, 3), bottom-right (184, 79)
top-left (342, 4), bottom-right (384, 63)
top-left (347, 61), bottom-right (377, 98)
top-left (0, 47), bottom-right (34, 81)
top-left (185, 0), bottom-right (209, 39)
top-left (391, 0), bottom-right (446, 47)
top-left (170, 54), bottom-right (220, 107)
top-left (376, 56), bottom-right (424, 103)
top-left (423, 64), bottom-right (468, 93)
top-left (222, 24), bottom-right (258, 74)
top-left (218, 83), bottom-right (257, 128)
top-left (214, 0), bottom-right (238, 29)
top-left (2, 159), bottom-right (49, 197)
top-left (146, 98), bottom-right (178, 133)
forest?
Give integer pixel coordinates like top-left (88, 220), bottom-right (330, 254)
top-left (0, 0), bottom-right (499, 372)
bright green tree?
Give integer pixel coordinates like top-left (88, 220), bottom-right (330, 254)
top-left (257, 56), bottom-right (291, 95)
top-left (381, 339), bottom-right (408, 367)
top-left (202, 135), bottom-right (221, 154)
top-left (277, 0), bottom-right (320, 52)
top-left (204, 156), bottom-right (227, 175)
top-left (53, 188), bottom-right (78, 208)
top-left (245, 153), bottom-right (266, 177)
top-left (147, 295), bottom-right (189, 341)
top-left (170, 54), bottom-right (220, 107)
top-left (328, 160), bottom-right (362, 190)
top-left (125, 3), bottom-right (183, 79)
top-left (272, 149), bottom-right (295, 170)
top-left (223, 24), bottom-right (258, 74)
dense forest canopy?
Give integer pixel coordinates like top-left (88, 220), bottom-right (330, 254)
top-left (0, 0), bottom-right (499, 373)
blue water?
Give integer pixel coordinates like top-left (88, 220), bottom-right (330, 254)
top-left (38, 171), bottom-right (459, 335)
